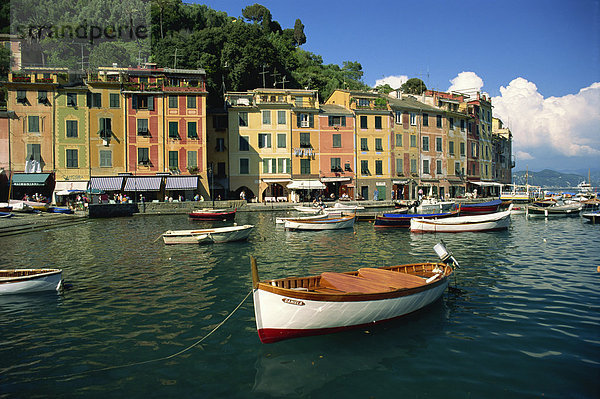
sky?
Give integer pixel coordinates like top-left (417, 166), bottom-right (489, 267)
top-left (196, 0), bottom-right (600, 173)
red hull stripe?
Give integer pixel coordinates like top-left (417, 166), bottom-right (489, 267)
top-left (257, 302), bottom-right (440, 343)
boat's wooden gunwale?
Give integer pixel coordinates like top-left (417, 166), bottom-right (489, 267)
top-left (256, 262), bottom-right (450, 302)
top-left (0, 269), bottom-right (62, 284)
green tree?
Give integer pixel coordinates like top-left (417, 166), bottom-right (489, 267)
top-left (242, 3), bottom-right (272, 31)
top-left (401, 78), bottom-right (427, 94)
top-left (293, 19), bottom-right (306, 46)
top-left (375, 84), bottom-right (394, 94)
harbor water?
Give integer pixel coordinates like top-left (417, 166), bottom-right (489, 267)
top-left (0, 211), bottom-right (599, 398)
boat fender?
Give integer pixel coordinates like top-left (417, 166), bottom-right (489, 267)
top-left (545, 209), bottom-right (548, 217)
top-left (426, 274), bottom-right (440, 284)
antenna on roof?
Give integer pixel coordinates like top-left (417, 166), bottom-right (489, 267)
top-left (275, 75), bottom-right (288, 89)
top-left (271, 69), bottom-right (280, 87)
top-left (171, 48), bottom-right (179, 69)
top-left (259, 64), bottom-right (269, 88)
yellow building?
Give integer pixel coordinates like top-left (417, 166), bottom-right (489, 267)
top-left (226, 88), bottom-right (318, 202)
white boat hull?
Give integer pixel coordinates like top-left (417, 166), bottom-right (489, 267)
top-left (253, 279), bottom-right (448, 343)
top-left (275, 214), bottom-right (327, 224)
top-left (284, 215), bottom-right (355, 230)
top-left (0, 269), bottom-right (62, 295)
top-left (410, 208), bottom-right (512, 233)
top-left (162, 225), bottom-right (254, 244)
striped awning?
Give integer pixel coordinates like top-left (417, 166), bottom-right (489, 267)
top-left (89, 176), bottom-right (124, 191)
top-left (124, 176), bottom-right (162, 191)
top-left (165, 176), bottom-right (198, 190)
top-left (12, 173), bottom-right (51, 186)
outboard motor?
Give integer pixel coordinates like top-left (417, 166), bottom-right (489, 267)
top-left (433, 241), bottom-right (460, 268)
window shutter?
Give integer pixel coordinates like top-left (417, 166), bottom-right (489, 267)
top-left (309, 114), bottom-right (314, 128)
top-left (99, 118), bottom-right (105, 135)
top-left (106, 118), bottom-right (112, 134)
top-left (148, 96), bottom-right (154, 111)
top-left (341, 116), bottom-right (346, 127)
top-left (132, 95), bottom-right (138, 109)
top-left (297, 114), bottom-right (301, 128)
top-left (86, 92), bottom-right (91, 107)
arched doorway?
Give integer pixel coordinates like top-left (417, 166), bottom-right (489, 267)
top-left (235, 186), bottom-right (254, 202)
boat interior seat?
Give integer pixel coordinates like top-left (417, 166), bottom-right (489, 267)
top-left (357, 268), bottom-right (426, 289)
top-left (319, 272), bottom-right (394, 294)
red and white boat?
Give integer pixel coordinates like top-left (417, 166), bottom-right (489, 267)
top-left (250, 243), bottom-right (458, 343)
top-left (188, 208), bottom-right (236, 221)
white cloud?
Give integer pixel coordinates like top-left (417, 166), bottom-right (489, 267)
top-left (375, 75), bottom-right (408, 90)
top-left (516, 151), bottom-right (534, 161)
top-left (492, 78), bottom-right (600, 158)
top-left (447, 71), bottom-right (484, 93)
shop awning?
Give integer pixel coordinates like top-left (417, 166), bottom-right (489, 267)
top-left (165, 176), bottom-right (198, 190)
top-left (471, 181), bottom-right (503, 187)
top-left (54, 181), bottom-right (88, 193)
top-left (89, 176), bottom-right (124, 191)
top-left (287, 180), bottom-right (326, 190)
top-left (262, 178), bottom-right (292, 183)
top-left (321, 177), bottom-right (351, 182)
top-left (11, 173), bottom-right (51, 186)
top-left (124, 176), bottom-right (162, 191)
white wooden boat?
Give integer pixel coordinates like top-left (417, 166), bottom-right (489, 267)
top-left (526, 203), bottom-right (582, 217)
top-left (410, 206), bottom-right (512, 233)
top-left (284, 214), bottom-right (355, 231)
top-left (162, 224), bottom-right (254, 244)
top-left (275, 213), bottom-right (328, 224)
top-left (250, 242), bottom-right (458, 343)
top-left (293, 206), bottom-right (325, 214)
top-left (331, 202), bottom-right (365, 211)
top-left (0, 269), bottom-right (63, 295)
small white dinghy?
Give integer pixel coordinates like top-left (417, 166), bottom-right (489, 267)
top-left (0, 269), bottom-right (63, 295)
top-left (162, 224), bottom-right (254, 244)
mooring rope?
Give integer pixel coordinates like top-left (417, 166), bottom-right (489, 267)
top-left (27, 290), bottom-right (253, 382)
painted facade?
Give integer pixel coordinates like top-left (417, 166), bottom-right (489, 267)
top-left (55, 85), bottom-right (89, 181)
top-left (492, 117), bottom-right (513, 184)
top-left (86, 69), bottom-right (127, 177)
top-left (318, 104), bottom-right (355, 198)
top-left (206, 109), bottom-right (229, 199)
top-left (327, 90), bottom-right (392, 201)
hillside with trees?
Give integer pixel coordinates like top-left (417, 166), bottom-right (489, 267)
top-left (149, 1), bottom-right (371, 107)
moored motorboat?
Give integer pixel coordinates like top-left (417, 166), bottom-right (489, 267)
top-left (284, 214), bottom-right (355, 230)
top-left (0, 269), bottom-right (63, 295)
top-left (410, 206), bottom-right (512, 233)
top-left (293, 206), bottom-right (325, 214)
top-left (581, 210), bottom-right (600, 224)
top-left (275, 213), bottom-right (328, 224)
top-left (457, 199), bottom-right (503, 215)
top-left (0, 211), bottom-right (14, 218)
top-left (188, 208), bottom-right (236, 221)
top-left (526, 203), bottom-right (582, 217)
top-left (250, 242), bottom-right (459, 343)
top-left (162, 224), bottom-right (254, 244)
top-left (374, 209), bottom-right (459, 228)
